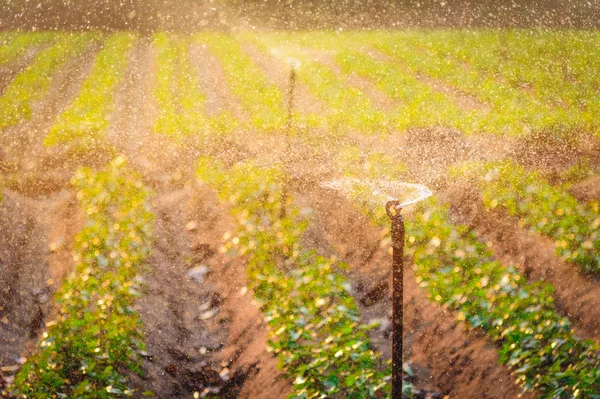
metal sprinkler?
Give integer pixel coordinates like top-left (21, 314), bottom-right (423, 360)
top-left (280, 61), bottom-right (297, 220)
top-left (386, 200), bottom-right (404, 399)
top-left (322, 179), bottom-right (431, 398)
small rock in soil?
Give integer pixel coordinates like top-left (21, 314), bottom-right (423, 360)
top-left (188, 265), bottom-right (209, 284)
top-left (186, 220), bottom-right (198, 231)
top-left (48, 237), bottom-right (65, 253)
top-left (199, 309), bottom-right (218, 320)
top-left (0, 365), bottom-right (19, 373)
top-left (185, 365), bottom-right (223, 387)
top-left (138, 350), bottom-right (153, 360)
top-left (370, 317), bottom-right (391, 333)
top-left (219, 367), bottom-right (230, 382)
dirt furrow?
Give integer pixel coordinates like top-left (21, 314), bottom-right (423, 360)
top-left (0, 190), bottom-right (81, 385)
top-left (0, 42), bottom-right (99, 388)
top-left (190, 44), bottom-right (248, 121)
top-left (310, 49), bottom-right (398, 113)
top-left (446, 184), bottom-right (600, 345)
top-left (0, 44), bottom-right (100, 194)
top-left (0, 45), bottom-right (44, 95)
top-left (190, 186), bottom-right (293, 399)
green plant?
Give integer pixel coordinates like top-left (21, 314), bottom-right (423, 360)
top-left (375, 31), bottom-right (583, 136)
top-left (254, 34), bottom-right (389, 134)
top-left (0, 32), bottom-right (54, 66)
top-left (198, 33), bottom-right (286, 133)
top-left (407, 201), bottom-right (600, 398)
top-left (153, 33), bottom-right (227, 139)
top-left (0, 33), bottom-right (95, 130)
top-left (335, 49), bottom-right (464, 131)
top-left (13, 156), bottom-right (154, 398)
top-left (44, 33), bottom-right (136, 151)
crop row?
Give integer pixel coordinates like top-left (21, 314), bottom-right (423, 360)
top-left (453, 161), bottom-right (600, 274)
top-left (413, 31), bottom-right (598, 130)
top-left (408, 202), bottom-right (600, 398)
top-left (252, 31), bottom-right (599, 137)
top-left (335, 153), bottom-right (600, 398)
top-left (197, 158), bottom-right (394, 398)
top-left (270, 30), bottom-right (597, 136)
top-left (335, 48), bottom-right (464, 131)
top-left (374, 32), bottom-right (571, 136)
top-left (0, 32), bottom-right (55, 66)
top-left (0, 33), bottom-right (96, 130)
top-left (13, 157), bottom-right (154, 398)
top-left (198, 33), bottom-right (286, 133)
top-left (256, 31), bottom-right (463, 132)
top-left (44, 33), bottom-right (136, 152)
top-left (152, 33), bottom-right (228, 139)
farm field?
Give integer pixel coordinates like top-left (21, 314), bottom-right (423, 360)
top-left (1, 30), bottom-right (600, 399)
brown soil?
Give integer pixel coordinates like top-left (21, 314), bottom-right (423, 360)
top-left (367, 48), bottom-right (489, 113)
top-left (0, 43), bottom-right (98, 389)
top-left (0, 190), bottom-right (81, 388)
top-left (0, 43), bottom-right (100, 189)
top-left (190, 44), bottom-right (249, 120)
top-left (2, 35), bottom-right (598, 399)
top-left (0, 45), bottom-right (43, 95)
top-left (189, 185), bottom-right (293, 399)
top-left (445, 183), bottom-right (600, 344)
top-left (568, 175), bottom-right (600, 202)
top-left (309, 49), bottom-right (398, 113)
top-left (418, 73), bottom-right (490, 113)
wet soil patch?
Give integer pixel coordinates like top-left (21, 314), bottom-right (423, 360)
top-left (0, 189), bottom-right (81, 388)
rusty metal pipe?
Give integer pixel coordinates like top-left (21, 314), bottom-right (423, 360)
top-left (386, 200), bottom-right (405, 399)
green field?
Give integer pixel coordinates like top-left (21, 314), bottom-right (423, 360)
top-left (1, 30), bottom-right (600, 399)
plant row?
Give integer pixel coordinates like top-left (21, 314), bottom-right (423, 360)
top-left (248, 31), bottom-right (599, 136)
top-left (153, 33), bottom-right (227, 139)
top-left (419, 31), bottom-right (598, 131)
top-left (408, 201), bottom-right (600, 398)
top-left (453, 161), bottom-right (600, 274)
top-left (0, 33), bottom-right (96, 130)
top-left (197, 158), bottom-right (395, 398)
top-left (0, 32), bottom-right (55, 66)
top-left (335, 49), bottom-right (464, 131)
top-left (197, 33), bottom-right (285, 133)
top-left (44, 33), bottom-right (136, 151)
top-left (373, 32), bottom-right (581, 136)
top-left (13, 156), bottom-right (154, 398)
